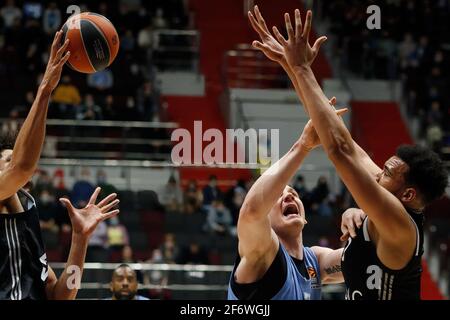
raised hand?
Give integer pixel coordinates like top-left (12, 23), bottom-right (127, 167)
top-left (248, 6), bottom-right (285, 64)
top-left (272, 10), bottom-right (327, 69)
top-left (299, 99), bottom-right (347, 151)
top-left (40, 30), bottom-right (71, 93)
top-left (59, 187), bottom-right (120, 238)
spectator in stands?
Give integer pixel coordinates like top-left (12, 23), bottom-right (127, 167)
top-left (136, 81), bottom-right (158, 121)
top-left (37, 189), bottom-right (59, 234)
top-left (107, 264), bottom-right (149, 300)
top-left (71, 167), bottom-right (96, 208)
top-left (183, 179), bottom-right (203, 214)
top-left (120, 29), bottom-right (136, 53)
top-left (87, 68), bottom-right (114, 93)
top-left (293, 175), bottom-right (311, 213)
top-left (310, 176), bottom-right (333, 217)
top-left (102, 95), bottom-right (118, 120)
top-left (1, 109), bottom-right (20, 138)
top-left (144, 248), bottom-right (171, 300)
top-left (311, 176), bottom-right (330, 206)
top-left (228, 186), bottom-right (246, 236)
top-left (97, 169), bottom-right (117, 201)
top-left (43, 2), bottom-right (61, 36)
top-left (76, 94), bottom-right (103, 120)
top-left (427, 125), bottom-right (443, 154)
top-left (223, 180), bottom-right (246, 232)
top-left (204, 199), bottom-right (233, 236)
top-left (86, 220), bottom-right (109, 262)
top-left (202, 175), bottom-right (222, 209)
top-left (12, 91), bottom-right (35, 117)
top-left (55, 197), bottom-right (71, 229)
top-left (33, 170), bottom-right (55, 196)
top-left (159, 233), bottom-right (179, 263)
top-left (107, 216), bottom-right (130, 254)
top-left (177, 242), bottom-right (209, 265)
top-left (137, 23), bottom-right (154, 51)
top-left (427, 101), bottom-right (443, 127)
top-left (153, 8), bottom-right (168, 30)
top-left (121, 245), bottom-right (135, 264)
top-left (51, 75), bottom-right (81, 119)
top-left (53, 168), bottom-right (68, 195)
top-left (122, 96), bottom-right (141, 121)
top-left (293, 175), bottom-right (310, 201)
top-left (0, 0), bottom-right (22, 29)
top-left (160, 175), bottom-right (183, 212)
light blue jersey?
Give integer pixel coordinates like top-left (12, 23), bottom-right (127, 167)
top-left (227, 244), bottom-right (322, 300)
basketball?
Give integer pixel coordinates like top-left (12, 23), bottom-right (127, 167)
top-left (61, 12), bottom-right (119, 74)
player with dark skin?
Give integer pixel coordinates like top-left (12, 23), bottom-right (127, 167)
top-left (0, 31), bottom-right (120, 300)
top-left (109, 265), bottom-right (149, 300)
top-left (249, 6), bottom-right (448, 299)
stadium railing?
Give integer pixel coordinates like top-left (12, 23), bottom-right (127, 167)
top-left (50, 262), bottom-right (346, 300)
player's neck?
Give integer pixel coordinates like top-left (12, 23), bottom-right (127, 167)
top-left (279, 233), bottom-right (304, 260)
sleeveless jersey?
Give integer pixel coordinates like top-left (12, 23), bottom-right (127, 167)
top-left (228, 244), bottom-right (322, 300)
top-left (0, 190), bottom-right (48, 300)
top-left (341, 209), bottom-right (423, 300)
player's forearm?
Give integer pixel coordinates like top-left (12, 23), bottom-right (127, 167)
top-left (280, 61), bottom-right (309, 112)
top-left (241, 141), bottom-right (309, 218)
top-left (51, 233), bottom-right (88, 300)
top-left (11, 86), bottom-right (52, 174)
top-left (287, 65), bottom-right (379, 177)
top-left (293, 66), bottom-right (355, 156)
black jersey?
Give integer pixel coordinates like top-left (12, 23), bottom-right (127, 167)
top-left (341, 209), bottom-right (423, 300)
top-left (0, 190), bottom-right (48, 300)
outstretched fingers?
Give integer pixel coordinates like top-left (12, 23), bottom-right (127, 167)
top-left (254, 5), bottom-right (270, 34)
top-left (100, 210), bottom-right (120, 222)
top-left (312, 36), bottom-right (327, 55)
top-left (97, 193), bottom-right (118, 208)
top-left (49, 31), bottom-right (63, 61)
top-left (302, 10), bottom-right (312, 41)
top-left (56, 51), bottom-right (71, 69)
top-left (285, 13), bottom-right (295, 40)
top-left (101, 199), bottom-right (120, 214)
top-left (55, 38), bottom-right (70, 61)
top-left (272, 26), bottom-right (288, 46)
top-left (248, 11), bottom-right (266, 38)
top-left (295, 9), bottom-right (302, 39)
top-left (88, 187), bottom-right (101, 205)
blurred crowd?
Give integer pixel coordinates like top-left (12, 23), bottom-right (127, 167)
top-left (32, 167), bottom-right (351, 271)
top-left (320, 0), bottom-right (450, 156)
top-left (0, 0), bottom-right (189, 122)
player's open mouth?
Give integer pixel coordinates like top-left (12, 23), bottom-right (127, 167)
top-left (282, 203), bottom-right (299, 217)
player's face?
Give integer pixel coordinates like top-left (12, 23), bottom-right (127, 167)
top-left (0, 149), bottom-right (13, 171)
top-left (110, 267), bottom-right (138, 300)
top-left (269, 186), bottom-right (306, 235)
top-left (376, 156), bottom-right (410, 198)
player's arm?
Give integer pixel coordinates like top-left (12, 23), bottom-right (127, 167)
top-left (236, 111), bottom-right (346, 283)
top-left (236, 117), bottom-right (325, 283)
top-left (236, 140), bottom-right (309, 283)
top-left (277, 11), bottom-right (415, 256)
top-left (249, 6), bottom-right (382, 180)
top-left (46, 188), bottom-right (119, 300)
top-left (0, 32), bottom-right (70, 201)
top-left (311, 247), bottom-right (343, 284)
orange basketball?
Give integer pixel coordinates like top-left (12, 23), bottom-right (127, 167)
top-left (61, 12), bottom-right (120, 74)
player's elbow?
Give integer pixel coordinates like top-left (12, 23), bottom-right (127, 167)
top-left (0, 165), bottom-right (33, 199)
top-left (14, 161), bottom-right (37, 177)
